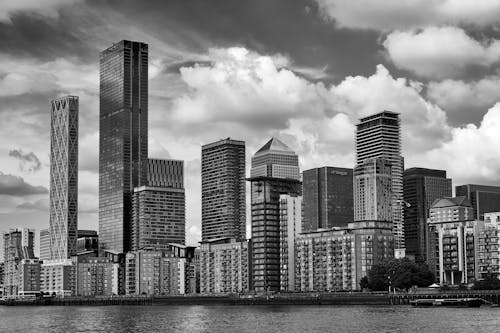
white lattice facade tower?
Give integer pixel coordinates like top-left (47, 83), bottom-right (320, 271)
top-left (49, 96), bottom-right (79, 259)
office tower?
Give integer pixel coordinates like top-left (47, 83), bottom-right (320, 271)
top-left (201, 138), bottom-right (246, 242)
top-left (354, 158), bottom-right (392, 221)
top-left (131, 159), bottom-right (186, 250)
top-left (427, 196), bottom-right (475, 285)
top-left (279, 194), bottom-right (302, 292)
top-left (39, 229), bottom-right (50, 261)
top-left (249, 137), bottom-right (301, 292)
top-left (356, 111), bottom-right (404, 248)
top-left (76, 230), bottom-right (99, 257)
top-left (99, 40), bottom-right (148, 253)
top-left (3, 228), bottom-right (35, 297)
top-left (403, 168), bottom-right (452, 263)
top-left (199, 238), bottom-right (251, 293)
top-left (456, 184), bottom-right (500, 220)
top-left (295, 221), bottom-right (394, 291)
top-left (49, 96), bottom-right (78, 259)
top-left (302, 167), bottom-right (353, 231)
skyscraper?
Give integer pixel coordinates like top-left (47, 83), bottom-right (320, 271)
top-left (354, 158), bottom-right (393, 221)
top-left (456, 184), bottom-right (500, 220)
top-left (356, 111), bottom-right (404, 248)
top-left (99, 40), bottom-right (148, 253)
top-left (248, 137), bottom-right (301, 292)
top-left (302, 166), bottom-right (353, 231)
top-left (49, 96), bottom-right (78, 259)
top-left (39, 229), bottom-right (50, 261)
top-left (201, 138), bottom-right (246, 242)
top-left (403, 168), bottom-right (452, 263)
top-left (279, 194), bottom-right (302, 292)
top-left (131, 159), bottom-right (186, 250)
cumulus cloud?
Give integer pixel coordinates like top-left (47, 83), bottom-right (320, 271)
top-left (0, 0), bottom-right (83, 23)
top-left (9, 149), bottom-right (42, 172)
top-left (427, 76), bottom-right (500, 122)
top-left (315, 0), bottom-right (500, 31)
top-left (0, 171), bottom-right (48, 196)
top-left (383, 26), bottom-right (500, 79)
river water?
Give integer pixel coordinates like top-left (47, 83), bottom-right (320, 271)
top-left (0, 305), bottom-right (498, 332)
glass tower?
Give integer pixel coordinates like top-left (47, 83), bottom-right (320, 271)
top-left (99, 40), bottom-right (148, 253)
top-left (49, 96), bottom-right (78, 259)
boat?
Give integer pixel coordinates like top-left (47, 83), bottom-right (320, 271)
top-left (410, 298), bottom-right (483, 308)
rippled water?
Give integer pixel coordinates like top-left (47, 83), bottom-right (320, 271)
top-left (0, 305), bottom-right (498, 332)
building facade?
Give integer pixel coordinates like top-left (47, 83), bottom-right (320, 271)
top-left (201, 138), bottom-right (246, 242)
top-left (18, 259), bottom-right (41, 297)
top-left (39, 229), bottom-right (50, 261)
top-left (295, 221), bottom-right (394, 291)
top-left (456, 184), bottom-right (500, 220)
top-left (76, 257), bottom-right (116, 296)
top-left (99, 40), bottom-right (148, 253)
top-left (403, 168), bottom-right (452, 263)
top-left (249, 137), bottom-right (301, 292)
top-left (354, 158), bottom-right (392, 222)
top-left (302, 167), bottom-right (353, 231)
top-left (40, 259), bottom-right (76, 297)
top-left (476, 212), bottom-right (500, 280)
top-left (3, 228), bottom-right (35, 297)
top-left (132, 159), bottom-right (185, 250)
top-left (198, 238), bottom-right (251, 293)
top-left (279, 194), bottom-right (302, 292)
top-left (356, 111), bottom-right (404, 248)
top-left (49, 96), bottom-right (79, 259)
top-left (76, 230), bottom-right (99, 257)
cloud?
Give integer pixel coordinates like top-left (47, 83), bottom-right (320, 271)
top-left (315, 0), bottom-right (500, 31)
top-left (427, 76), bottom-right (500, 124)
top-left (16, 198), bottom-right (49, 211)
top-left (0, 0), bottom-right (83, 24)
top-left (383, 26), bottom-right (500, 79)
top-left (9, 149), bottom-right (42, 172)
top-left (0, 171), bottom-right (48, 196)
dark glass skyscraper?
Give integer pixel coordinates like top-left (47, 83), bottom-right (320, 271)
top-left (302, 166), bottom-right (353, 231)
top-left (99, 40), bottom-right (148, 253)
top-left (403, 168), bottom-right (452, 263)
top-left (456, 184), bottom-right (500, 220)
top-left (201, 138), bottom-right (246, 242)
top-left (249, 138), bottom-right (301, 292)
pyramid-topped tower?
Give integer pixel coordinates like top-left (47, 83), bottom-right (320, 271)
top-left (250, 137), bottom-right (299, 180)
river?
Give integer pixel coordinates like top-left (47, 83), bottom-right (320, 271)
top-left (0, 305), bottom-right (498, 332)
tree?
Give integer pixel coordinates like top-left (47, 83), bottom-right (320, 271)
top-left (364, 258), bottom-right (435, 291)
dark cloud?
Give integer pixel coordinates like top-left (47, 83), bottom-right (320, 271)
top-left (0, 171), bottom-right (48, 196)
top-left (9, 149), bottom-right (42, 172)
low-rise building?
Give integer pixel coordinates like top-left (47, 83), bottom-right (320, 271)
top-left (40, 259), bottom-right (76, 297)
top-left (475, 212), bottom-right (500, 280)
top-left (295, 221), bottom-right (394, 291)
top-left (76, 257), bottom-right (117, 296)
top-left (198, 238), bottom-right (251, 293)
top-left (18, 259), bottom-right (41, 297)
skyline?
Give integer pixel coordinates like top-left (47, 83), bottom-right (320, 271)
top-left (2, 1), bottom-right (500, 246)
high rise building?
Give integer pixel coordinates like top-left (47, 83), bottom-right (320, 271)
top-left (201, 138), bottom-right (246, 242)
top-left (302, 167), bottom-right (353, 231)
top-left (354, 158), bottom-right (392, 221)
top-left (403, 168), bottom-right (452, 263)
top-left (49, 96), bottom-right (79, 259)
top-left (39, 229), bottom-right (50, 261)
top-left (132, 159), bottom-right (185, 250)
top-left (356, 111), bottom-right (404, 248)
top-left (76, 230), bottom-right (99, 257)
top-left (248, 137), bottom-right (301, 292)
top-left (456, 184), bottom-right (500, 220)
top-left (3, 228), bottom-right (35, 297)
top-left (99, 40), bottom-right (148, 253)
top-left (279, 194), bottom-right (302, 292)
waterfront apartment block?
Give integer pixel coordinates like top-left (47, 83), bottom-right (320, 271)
top-left (49, 95), bottom-right (79, 260)
top-left (249, 137), bottom-right (301, 292)
top-left (279, 194), bottom-right (302, 292)
top-left (456, 184), bottom-right (500, 220)
top-left (295, 221), bottom-right (394, 291)
top-left (354, 158), bottom-right (392, 222)
top-left (427, 197), bottom-right (476, 285)
top-left (40, 259), bottom-right (76, 297)
top-left (356, 111), bottom-right (404, 249)
top-left (198, 238), bottom-right (251, 294)
top-left (3, 228), bottom-right (35, 297)
top-left (403, 168), bottom-right (452, 263)
top-left (201, 138), bottom-right (246, 242)
top-left (17, 259), bottom-right (41, 297)
top-left (99, 40), bottom-right (148, 254)
top-left (476, 212), bottom-right (500, 280)
top-left (302, 166), bottom-right (353, 231)
top-left (39, 229), bottom-right (50, 261)
top-left (76, 257), bottom-right (117, 296)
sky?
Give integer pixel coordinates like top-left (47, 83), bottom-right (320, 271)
top-left (2, 0), bottom-right (500, 248)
